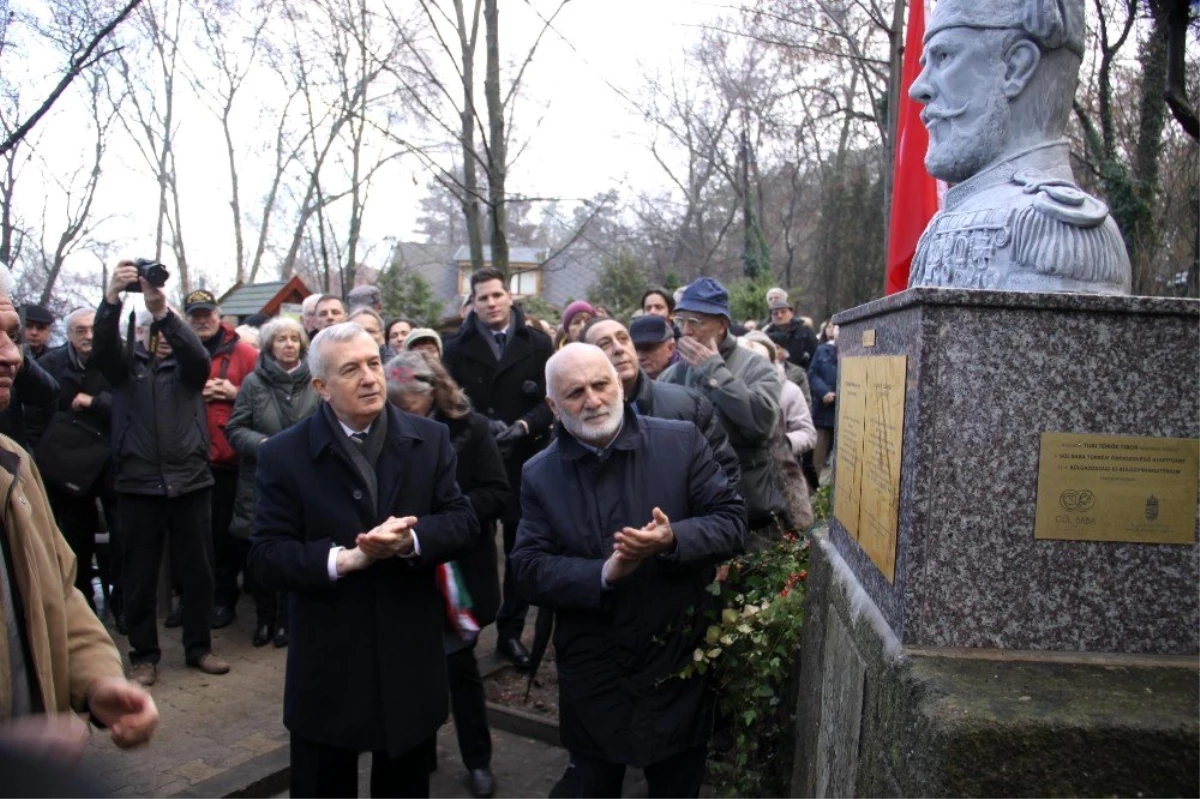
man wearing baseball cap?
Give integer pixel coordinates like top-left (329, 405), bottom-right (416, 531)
top-left (184, 289), bottom-right (258, 631)
top-left (628, 315), bottom-right (677, 381)
top-left (659, 277), bottom-right (789, 539)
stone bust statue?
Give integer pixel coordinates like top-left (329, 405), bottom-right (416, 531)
top-left (906, 0), bottom-right (1131, 294)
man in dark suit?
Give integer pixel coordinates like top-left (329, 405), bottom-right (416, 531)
top-left (248, 321), bottom-right (478, 798)
top-left (442, 268), bottom-right (553, 670)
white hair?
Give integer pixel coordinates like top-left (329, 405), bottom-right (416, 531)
top-left (348, 306), bottom-right (384, 328)
top-left (308, 321), bottom-right (373, 382)
top-left (64, 307), bottom-right (94, 329)
top-left (136, 309), bottom-right (154, 327)
top-left (235, 324), bottom-right (260, 348)
top-left (545, 342), bottom-right (621, 403)
top-left (259, 315), bottom-right (309, 357)
top-left (300, 294), bottom-right (322, 314)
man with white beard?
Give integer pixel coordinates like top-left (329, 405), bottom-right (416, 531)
top-left (510, 343), bottom-right (746, 798)
top-left (905, 0), bottom-right (1130, 293)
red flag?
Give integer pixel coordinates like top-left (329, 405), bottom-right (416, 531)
top-left (885, 0), bottom-right (940, 295)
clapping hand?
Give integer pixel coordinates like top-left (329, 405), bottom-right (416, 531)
top-left (356, 516), bottom-right (418, 560)
top-left (614, 507), bottom-right (675, 559)
top-left (603, 508), bottom-right (676, 585)
top-left (202, 378), bottom-right (238, 402)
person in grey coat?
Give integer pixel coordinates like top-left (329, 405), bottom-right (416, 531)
top-left (511, 344), bottom-right (746, 798)
top-left (226, 316), bottom-right (320, 648)
top-left (659, 277), bottom-right (787, 535)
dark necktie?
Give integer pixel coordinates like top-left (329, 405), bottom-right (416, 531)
top-left (349, 432), bottom-right (367, 447)
top-left (494, 332), bottom-right (507, 354)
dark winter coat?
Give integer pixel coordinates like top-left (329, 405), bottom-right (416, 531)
top-left (0, 348), bottom-right (59, 451)
top-left (92, 301), bottom-right (213, 498)
top-left (442, 306), bottom-right (553, 524)
top-left (203, 324), bottom-right (259, 471)
top-left (438, 410), bottom-right (509, 627)
top-left (225, 353), bottom-right (320, 539)
top-left (769, 320), bottom-right (818, 370)
top-left (511, 411), bottom-right (746, 767)
top-left (33, 344), bottom-right (113, 495)
top-left (629, 370), bottom-right (741, 489)
top-left (808, 341), bottom-right (839, 429)
top-left (247, 403), bottom-right (478, 756)
top-left (659, 332), bottom-right (786, 528)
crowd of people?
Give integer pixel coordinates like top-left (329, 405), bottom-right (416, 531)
top-left (0, 259), bottom-right (839, 798)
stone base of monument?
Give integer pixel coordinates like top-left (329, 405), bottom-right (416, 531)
top-left (790, 288), bottom-right (1200, 796)
top-left (790, 532), bottom-right (1199, 797)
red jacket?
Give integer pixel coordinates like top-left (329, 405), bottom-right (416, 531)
top-left (206, 324), bottom-right (258, 470)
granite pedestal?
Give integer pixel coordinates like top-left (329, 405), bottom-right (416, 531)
top-left (792, 288), bottom-right (1199, 796)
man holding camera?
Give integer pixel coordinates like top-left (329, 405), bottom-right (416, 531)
top-left (93, 261), bottom-right (230, 686)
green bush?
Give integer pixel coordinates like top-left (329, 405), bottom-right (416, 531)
top-left (677, 533), bottom-right (811, 797)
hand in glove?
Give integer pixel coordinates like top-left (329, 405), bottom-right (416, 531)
top-left (488, 419), bottom-right (511, 438)
top-left (495, 421), bottom-right (527, 444)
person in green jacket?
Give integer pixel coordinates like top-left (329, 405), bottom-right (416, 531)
top-left (225, 316), bottom-right (320, 648)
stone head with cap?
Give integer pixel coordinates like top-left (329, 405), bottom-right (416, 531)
top-left (910, 0), bottom-right (1085, 183)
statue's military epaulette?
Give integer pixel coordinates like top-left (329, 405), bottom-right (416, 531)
top-left (1009, 169), bottom-right (1128, 284)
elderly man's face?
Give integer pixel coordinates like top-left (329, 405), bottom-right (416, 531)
top-left (674, 310), bottom-right (725, 347)
top-left (314, 332), bottom-right (385, 429)
top-left (352, 313), bottom-right (384, 346)
top-left (548, 348), bottom-right (624, 446)
top-left (315, 299), bottom-right (346, 329)
top-left (584, 319), bottom-right (638, 388)
top-left (636, 338), bottom-right (675, 380)
top-left (67, 312), bottom-right (95, 359)
top-left (187, 308), bottom-right (221, 341)
top-left (0, 298), bottom-right (24, 410)
top-left (911, 26), bottom-right (1012, 182)
top-left (23, 320), bottom-right (51, 351)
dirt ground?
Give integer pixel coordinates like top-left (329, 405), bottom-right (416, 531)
top-left (485, 645), bottom-right (560, 719)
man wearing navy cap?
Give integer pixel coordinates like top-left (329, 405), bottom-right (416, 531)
top-left (628, 315), bottom-right (676, 380)
top-left (659, 277), bottom-right (789, 540)
top-left (19, 304), bottom-right (55, 359)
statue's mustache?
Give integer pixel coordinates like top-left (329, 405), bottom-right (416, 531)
top-left (921, 102), bottom-right (970, 126)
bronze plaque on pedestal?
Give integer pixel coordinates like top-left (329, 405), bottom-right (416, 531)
top-left (1035, 432), bottom-right (1199, 545)
top-left (833, 356), bottom-right (908, 582)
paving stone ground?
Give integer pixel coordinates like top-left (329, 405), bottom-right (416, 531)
top-left (79, 595), bottom-right (569, 798)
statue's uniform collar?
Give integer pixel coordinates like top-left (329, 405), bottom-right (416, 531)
top-left (944, 139), bottom-right (1072, 211)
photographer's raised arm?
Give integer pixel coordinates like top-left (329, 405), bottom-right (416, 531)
top-left (92, 263), bottom-right (141, 386)
top-left (155, 312), bottom-right (210, 391)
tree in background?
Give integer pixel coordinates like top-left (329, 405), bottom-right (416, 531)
top-left (587, 252), bottom-right (650, 322)
top-left (377, 266), bottom-right (443, 328)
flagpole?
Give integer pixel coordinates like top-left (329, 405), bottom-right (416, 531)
top-left (882, 0), bottom-right (907, 293)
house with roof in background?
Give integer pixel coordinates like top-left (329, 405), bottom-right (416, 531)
top-left (216, 275), bottom-right (312, 324)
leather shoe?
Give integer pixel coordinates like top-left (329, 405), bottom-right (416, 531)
top-left (252, 622), bottom-right (272, 647)
top-left (497, 637), bottom-right (532, 672)
top-left (188, 653), bottom-right (231, 675)
top-left (130, 662), bottom-right (157, 687)
top-left (469, 768), bottom-right (496, 798)
top-left (273, 626), bottom-right (289, 648)
top-left (164, 605), bottom-right (183, 628)
top-left (209, 606), bottom-right (235, 629)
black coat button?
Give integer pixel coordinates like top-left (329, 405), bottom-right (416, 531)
top-left (352, 490), bottom-right (363, 500)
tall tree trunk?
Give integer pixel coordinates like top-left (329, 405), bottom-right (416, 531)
top-left (221, 98), bottom-right (246, 284)
top-left (484, 0), bottom-right (508, 279)
top-left (455, 0), bottom-right (485, 272)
